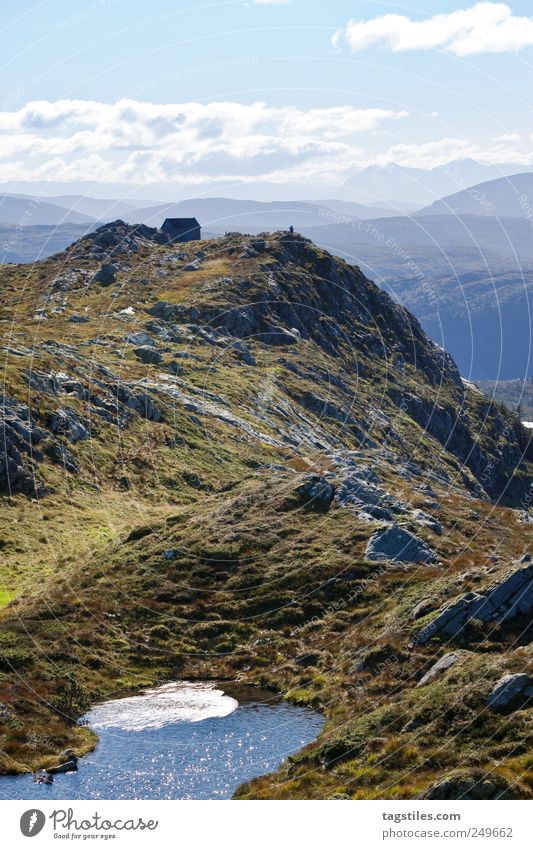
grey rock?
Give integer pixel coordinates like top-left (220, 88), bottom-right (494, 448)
top-left (115, 384), bottom-right (163, 422)
top-left (0, 397), bottom-right (47, 495)
top-left (48, 408), bottom-right (90, 443)
top-left (413, 564), bottom-right (533, 645)
top-left (487, 673), bottom-right (533, 712)
top-left (294, 474), bottom-right (335, 511)
top-left (359, 505), bottom-right (394, 522)
top-left (231, 341), bottom-right (256, 366)
top-left (68, 314), bottom-right (90, 323)
top-left (335, 473), bottom-right (407, 515)
top-left (93, 262), bottom-right (118, 286)
top-left (417, 652), bottom-right (461, 686)
top-left (133, 346), bottom-right (163, 365)
top-left (44, 441), bottom-right (79, 474)
top-left (366, 524), bottom-right (437, 564)
top-left (147, 301), bottom-right (178, 321)
top-left (421, 770), bottom-right (530, 800)
top-left (125, 331), bottom-right (156, 347)
top-left (410, 598), bottom-right (436, 620)
top-left (412, 508), bottom-right (443, 535)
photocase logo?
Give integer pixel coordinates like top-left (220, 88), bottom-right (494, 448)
top-left (20, 809), bottom-right (46, 837)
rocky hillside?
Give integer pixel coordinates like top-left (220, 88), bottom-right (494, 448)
top-left (0, 222), bottom-right (532, 798)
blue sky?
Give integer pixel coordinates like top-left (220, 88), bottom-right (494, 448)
top-left (1, 1), bottom-right (532, 196)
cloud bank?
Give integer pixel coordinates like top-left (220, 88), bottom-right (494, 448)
top-left (0, 98), bottom-right (529, 185)
top-left (333, 3), bottom-right (533, 56)
top-left (0, 99), bottom-right (406, 184)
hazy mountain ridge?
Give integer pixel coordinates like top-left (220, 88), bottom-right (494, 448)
top-left (417, 172), bottom-right (533, 219)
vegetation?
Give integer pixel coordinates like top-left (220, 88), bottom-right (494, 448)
top-left (0, 225), bottom-right (531, 797)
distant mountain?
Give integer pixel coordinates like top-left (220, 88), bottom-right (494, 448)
top-left (0, 195), bottom-right (95, 226)
top-left (301, 214), bottom-right (533, 261)
top-left (344, 160), bottom-right (530, 206)
top-left (124, 197), bottom-right (368, 230)
top-left (417, 172), bottom-right (533, 219)
top-left (35, 195), bottom-right (159, 221)
top-left (307, 198), bottom-right (407, 218)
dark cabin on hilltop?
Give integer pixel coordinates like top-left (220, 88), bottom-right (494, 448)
top-left (162, 217), bottom-right (201, 242)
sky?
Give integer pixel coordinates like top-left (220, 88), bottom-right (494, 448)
top-left (1, 0), bottom-right (533, 199)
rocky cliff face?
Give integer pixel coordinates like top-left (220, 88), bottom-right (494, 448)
top-left (0, 224), bottom-right (532, 798)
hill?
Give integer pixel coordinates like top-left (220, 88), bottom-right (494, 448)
top-left (3, 213), bottom-right (533, 382)
top-left (418, 172), bottom-right (533, 219)
top-left (344, 160), bottom-right (529, 206)
top-left (124, 197), bottom-right (366, 230)
top-left (0, 223), bottom-right (532, 798)
top-left (0, 195), bottom-right (95, 226)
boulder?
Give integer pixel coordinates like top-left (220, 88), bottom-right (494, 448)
top-left (365, 525), bottom-right (437, 564)
top-left (93, 263), bottom-right (118, 286)
top-left (417, 652), bottom-right (461, 686)
top-left (231, 341), bottom-right (256, 366)
top-left (335, 472), bottom-right (407, 516)
top-left (133, 346), bottom-right (163, 365)
top-left (48, 408), bottom-right (90, 443)
top-left (412, 508), bottom-right (443, 535)
top-left (115, 384), bottom-right (163, 422)
top-left (125, 331), bottom-right (156, 347)
top-left (487, 673), bottom-right (533, 712)
top-left (294, 475), bottom-right (335, 511)
top-left (147, 301), bottom-right (178, 321)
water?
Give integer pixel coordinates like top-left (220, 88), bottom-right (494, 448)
top-left (0, 681), bottom-right (324, 800)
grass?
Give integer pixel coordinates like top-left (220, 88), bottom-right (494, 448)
top-left (0, 229), bottom-right (532, 797)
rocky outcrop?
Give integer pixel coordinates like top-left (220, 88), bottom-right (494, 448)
top-left (334, 470), bottom-right (408, 521)
top-left (293, 475), bottom-right (335, 512)
top-left (68, 220), bottom-right (168, 260)
top-left (412, 509), bottom-right (443, 535)
top-left (366, 525), bottom-right (437, 564)
top-left (413, 564), bottom-right (533, 645)
top-left (417, 652), bottom-right (461, 686)
top-left (47, 408), bottom-right (90, 444)
top-left (125, 331), bottom-right (156, 347)
top-left (133, 346), bottom-right (163, 365)
top-left (487, 673), bottom-right (533, 712)
top-left (93, 262), bottom-right (118, 286)
top-left (0, 398), bottom-right (46, 495)
top-left (115, 384), bottom-right (163, 422)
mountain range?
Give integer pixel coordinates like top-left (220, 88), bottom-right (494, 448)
top-left (418, 172), bottom-right (533, 219)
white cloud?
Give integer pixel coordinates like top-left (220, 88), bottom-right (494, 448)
top-left (252, 0), bottom-right (290, 4)
top-left (369, 137), bottom-right (533, 169)
top-left (0, 97), bottom-right (529, 186)
top-left (0, 98), bottom-right (405, 184)
top-left (332, 3), bottom-right (533, 56)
